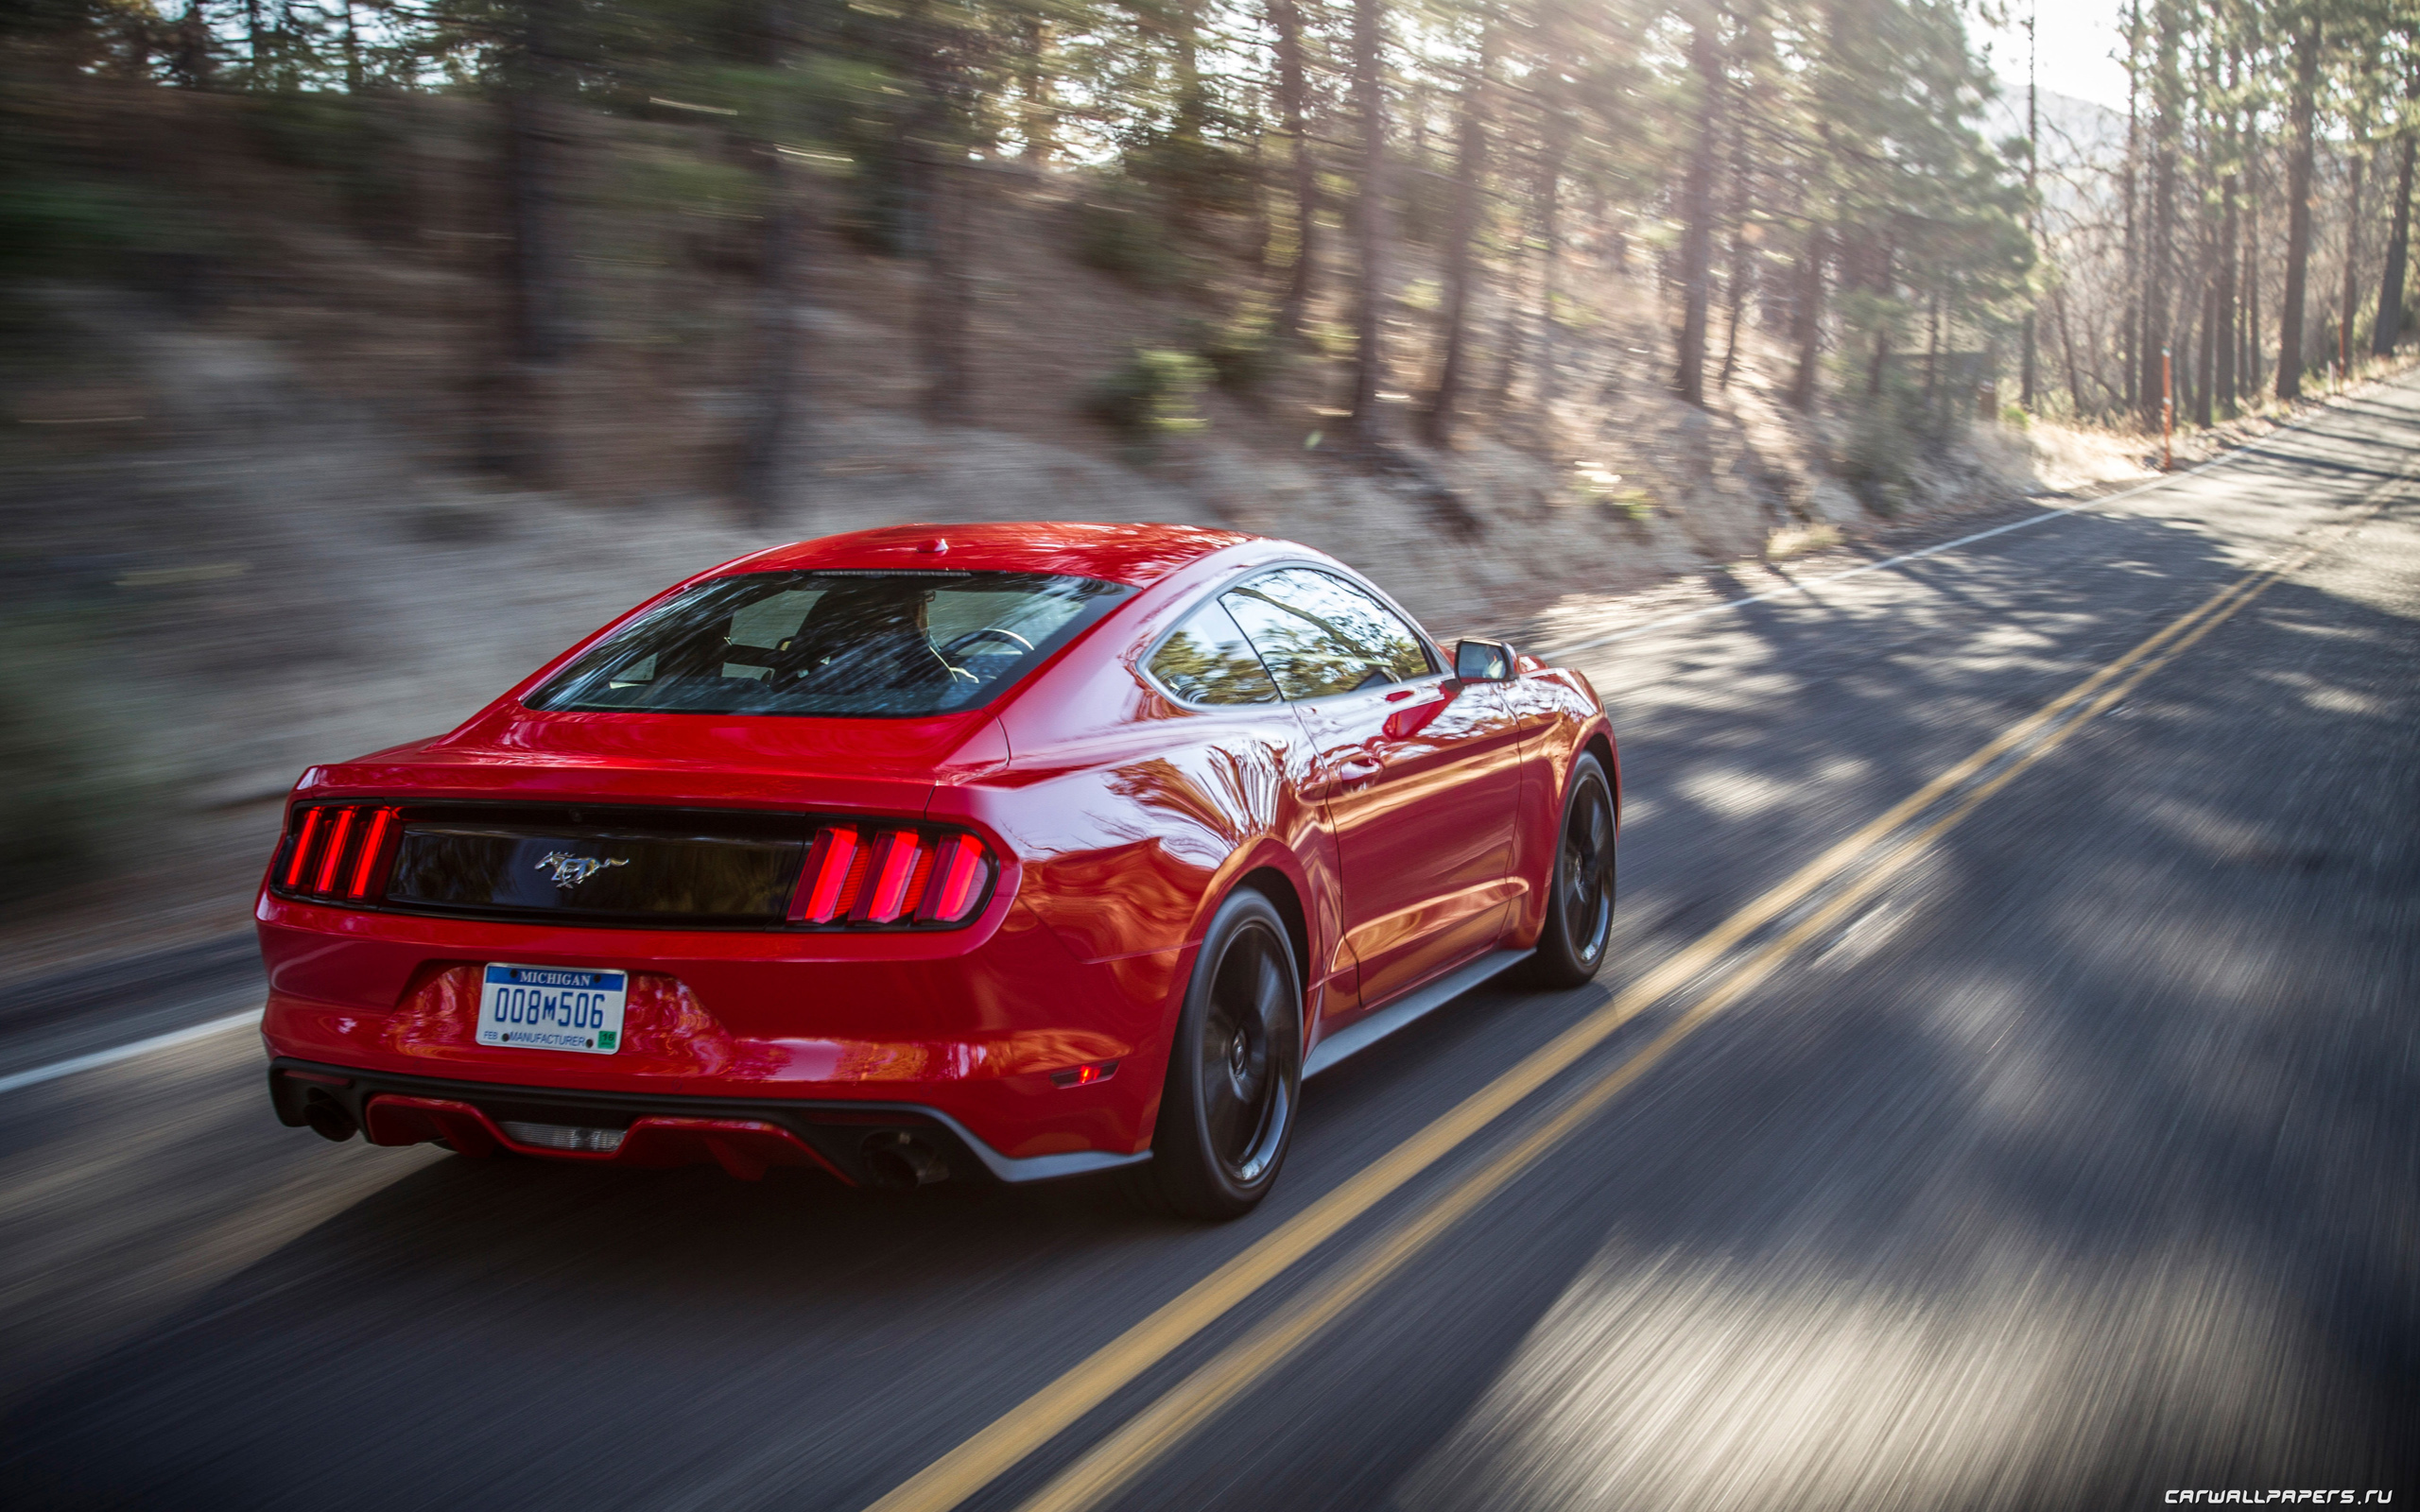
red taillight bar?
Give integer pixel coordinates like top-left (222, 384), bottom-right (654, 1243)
top-left (346, 808), bottom-right (397, 899)
top-left (281, 808), bottom-right (324, 889)
top-left (787, 822), bottom-right (995, 929)
top-left (855, 830), bottom-right (927, 923)
top-left (310, 807), bottom-right (356, 895)
top-left (790, 825), bottom-right (861, 923)
top-left (918, 833), bottom-right (992, 923)
top-left (275, 802), bottom-right (399, 905)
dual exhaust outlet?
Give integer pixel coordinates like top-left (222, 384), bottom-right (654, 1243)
top-left (299, 1088), bottom-right (949, 1189)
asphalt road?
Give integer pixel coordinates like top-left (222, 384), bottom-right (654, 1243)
top-left (4, 384), bottom-right (2416, 1510)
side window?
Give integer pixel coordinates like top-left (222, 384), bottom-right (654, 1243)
top-left (1220, 568), bottom-right (1435, 699)
top-left (1148, 600), bottom-right (1282, 706)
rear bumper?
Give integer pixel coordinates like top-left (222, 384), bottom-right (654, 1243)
top-left (256, 890), bottom-right (1187, 1163)
top-left (269, 1058), bottom-right (1150, 1186)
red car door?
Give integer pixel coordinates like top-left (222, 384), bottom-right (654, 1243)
top-left (1220, 568), bottom-right (1525, 1016)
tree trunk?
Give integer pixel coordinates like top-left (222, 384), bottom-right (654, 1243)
top-left (1422, 10), bottom-right (1494, 447)
top-left (1488, 222), bottom-right (1529, 413)
top-left (2339, 146), bottom-right (2367, 380)
top-left (2139, 0), bottom-right (2177, 429)
top-left (1169, 0), bottom-right (1207, 161)
top-left (1674, 2), bottom-right (1721, 405)
top-left (1269, 0), bottom-right (1317, 342)
top-left (1346, 0), bottom-right (1388, 441)
top-left (2245, 150), bottom-right (2263, 399)
top-left (1532, 63), bottom-right (1569, 421)
top-left (736, 148), bottom-right (803, 524)
top-left (2216, 124), bottom-right (2238, 412)
top-left (907, 0), bottom-right (971, 427)
top-left (2195, 272), bottom-right (2215, 427)
top-left (1017, 14), bottom-right (1055, 163)
top-left (2120, 0), bottom-right (2140, 409)
top-left (916, 158), bottom-right (973, 425)
top-left (172, 0), bottom-right (215, 85)
top-left (2175, 300), bottom-right (2194, 421)
top-left (1863, 241), bottom-right (1893, 400)
top-left (1717, 215), bottom-right (1750, 390)
top-left (1922, 289), bottom-right (1941, 426)
top-left (2053, 280), bottom-right (2088, 412)
top-left (2021, 14), bottom-right (2038, 409)
top-left (2377, 113), bottom-right (2414, 354)
top-left (505, 0), bottom-right (573, 369)
top-left (735, 0), bottom-right (805, 524)
top-left (2278, 20), bottom-right (2320, 401)
top-left (499, 0), bottom-right (574, 485)
top-left (1718, 7), bottom-right (1765, 392)
top-left (504, 108), bottom-right (562, 374)
top-left (1788, 222), bottom-right (1826, 409)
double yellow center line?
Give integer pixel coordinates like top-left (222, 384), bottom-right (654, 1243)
top-left (866, 535), bottom-right (2338, 1512)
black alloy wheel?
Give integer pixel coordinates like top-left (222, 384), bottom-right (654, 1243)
top-left (1130, 887), bottom-right (1302, 1219)
top-left (1524, 752), bottom-right (1616, 988)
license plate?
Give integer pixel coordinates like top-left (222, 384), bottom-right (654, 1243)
top-left (476, 964), bottom-right (627, 1055)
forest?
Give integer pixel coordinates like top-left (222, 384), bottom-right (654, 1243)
top-left (8, 0), bottom-right (2420, 499)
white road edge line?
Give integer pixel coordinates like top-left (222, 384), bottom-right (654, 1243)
top-left (1535, 392), bottom-right (2372, 658)
top-left (0, 1008), bottom-right (263, 1096)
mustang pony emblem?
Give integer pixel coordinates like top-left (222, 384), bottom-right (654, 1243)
top-left (536, 851), bottom-right (630, 888)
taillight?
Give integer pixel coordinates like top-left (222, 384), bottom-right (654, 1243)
top-left (790, 825), bottom-right (861, 923)
top-left (918, 833), bottom-right (993, 923)
top-left (787, 823), bottom-right (996, 929)
top-left (273, 803), bottom-right (401, 904)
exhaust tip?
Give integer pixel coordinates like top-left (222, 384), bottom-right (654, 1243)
top-left (860, 1130), bottom-right (949, 1189)
top-left (302, 1095), bottom-right (358, 1143)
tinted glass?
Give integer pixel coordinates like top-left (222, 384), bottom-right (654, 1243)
top-left (1148, 600), bottom-right (1282, 706)
top-left (1220, 568), bottom-right (1435, 699)
top-left (528, 570), bottom-right (1131, 717)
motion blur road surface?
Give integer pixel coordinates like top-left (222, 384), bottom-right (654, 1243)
top-left (4, 383), bottom-right (2417, 1511)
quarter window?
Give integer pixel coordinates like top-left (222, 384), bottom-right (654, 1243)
top-left (1220, 568), bottom-right (1435, 699)
top-left (1147, 601), bottom-right (1282, 706)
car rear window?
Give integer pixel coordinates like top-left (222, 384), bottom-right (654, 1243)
top-left (527, 570), bottom-right (1132, 717)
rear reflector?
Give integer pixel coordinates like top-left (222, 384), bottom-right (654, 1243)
top-left (272, 803), bottom-right (401, 906)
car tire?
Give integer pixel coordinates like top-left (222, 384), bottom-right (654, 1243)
top-left (1127, 887), bottom-right (1303, 1221)
top-left (1522, 751), bottom-right (1616, 988)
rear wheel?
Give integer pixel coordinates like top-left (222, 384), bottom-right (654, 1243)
top-left (1523, 752), bottom-right (1616, 988)
top-left (1128, 887), bottom-right (1302, 1220)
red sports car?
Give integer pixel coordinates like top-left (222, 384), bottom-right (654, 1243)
top-left (259, 523), bottom-right (1616, 1216)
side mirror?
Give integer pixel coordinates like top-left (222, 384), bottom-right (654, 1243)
top-left (1453, 639), bottom-right (1517, 681)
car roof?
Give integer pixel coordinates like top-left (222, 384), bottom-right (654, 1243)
top-left (727, 522), bottom-right (1260, 589)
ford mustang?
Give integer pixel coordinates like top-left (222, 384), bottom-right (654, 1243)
top-left (258, 523), bottom-right (1617, 1217)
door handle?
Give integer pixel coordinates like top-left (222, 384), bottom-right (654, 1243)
top-left (1333, 755), bottom-right (1383, 784)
